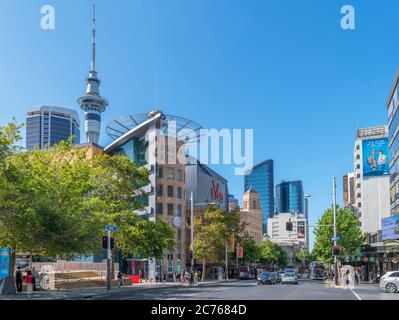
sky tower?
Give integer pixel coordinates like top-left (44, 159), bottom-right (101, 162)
top-left (78, 4), bottom-right (108, 145)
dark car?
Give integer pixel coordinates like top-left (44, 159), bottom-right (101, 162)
top-left (257, 272), bottom-right (277, 285)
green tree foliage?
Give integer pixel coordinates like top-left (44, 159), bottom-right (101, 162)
top-left (0, 123), bottom-right (176, 293)
top-left (259, 239), bottom-right (288, 269)
top-left (242, 233), bottom-right (260, 264)
top-left (194, 205), bottom-right (228, 281)
top-left (313, 206), bottom-right (364, 265)
top-left (295, 248), bottom-right (313, 266)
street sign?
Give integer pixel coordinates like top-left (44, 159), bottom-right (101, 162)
top-left (104, 225), bottom-right (118, 231)
top-left (331, 237), bottom-right (340, 241)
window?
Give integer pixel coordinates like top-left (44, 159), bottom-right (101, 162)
top-left (357, 193), bottom-right (361, 198)
top-left (156, 203), bottom-right (163, 215)
top-left (356, 155), bottom-right (360, 160)
top-left (168, 204), bottom-right (174, 216)
top-left (176, 169), bottom-right (183, 181)
top-left (168, 186), bottom-right (174, 197)
top-left (167, 254), bottom-right (173, 260)
top-left (177, 205), bottom-right (182, 217)
top-left (177, 187), bottom-right (182, 199)
top-left (389, 272), bottom-right (399, 277)
top-left (357, 174), bottom-right (361, 178)
top-left (356, 145), bottom-right (360, 150)
top-left (167, 168), bottom-right (174, 180)
top-left (356, 164), bottom-right (361, 169)
top-left (156, 185), bottom-right (163, 197)
top-left (157, 167), bottom-right (163, 178)
top-left (357, 184), bottom-right (361, 189)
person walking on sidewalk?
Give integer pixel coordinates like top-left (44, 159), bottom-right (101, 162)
top-left (31, 268), bottom-right (37, 291)
top-left (354, 270), bottom-right (359, 285)
top-left (15, 266), bottom-right (23, 293)
top-left (26, 270), bottom-right (33, 294)
top-left (117, 271), bottom-right (123, 288)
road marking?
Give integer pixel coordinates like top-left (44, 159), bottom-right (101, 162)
top-left (350, 288), bottom-right (362, 300)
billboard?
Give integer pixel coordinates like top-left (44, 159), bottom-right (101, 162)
top-left (382, 215), bottom-right (399, 241)
top-left (362, 138), bottom-right (389, 177)
top-left (0, 248), bottom-right (10, 279)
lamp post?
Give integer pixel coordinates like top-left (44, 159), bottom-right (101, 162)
top-left (189, 191), bottom-right (217, 275)
top-left (305, 176), bottom-right (338, 286)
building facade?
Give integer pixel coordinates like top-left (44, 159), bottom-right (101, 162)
top-left (267, 212), bottom-right (308, 249)
top-left (104, 110), bottom-right (204, 279)
top-left (240, 188), bottom-right (263, 245)
top-left (26, 106), bottom-right (80, 150)
top-left (353, 126), bottom-right (390, 234)
top-left (343, 172), bottom-right (356, 208)
top-left (228, 194), bottom-right (239, 211)
top-left (387, 69), bottom-right (399, 216)
top-left (244, 160), bottom-right (274, 235)
top-left (275, 180), bottom-right (304, 215)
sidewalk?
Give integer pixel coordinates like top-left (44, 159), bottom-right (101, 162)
top-left (324, 279), bottom-right (379, 289)
top-left (0, 279), bottom-right (238, 300)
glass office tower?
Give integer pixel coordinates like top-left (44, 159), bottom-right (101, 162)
top-left (26, 106), bottom-right (80, 150)
top-left (244, 160), bottom-right (274, 234)
top-left (275, 180), bottom-right (304, 215)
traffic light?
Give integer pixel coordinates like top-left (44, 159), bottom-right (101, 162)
top-left (332, 245), bottom-right (340, 256)
top-left (286, 221), bottom-right (293, 232)
top-left (102, 236), bottom-right (115, 249)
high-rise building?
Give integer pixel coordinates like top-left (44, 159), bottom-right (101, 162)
top-left (244, 160), bottom-right (274, 235)
top-left (228, 194), bottom-right (239, 211)
top-left (353, 126), bottom-right (390, 233)
top-left (387, 69), bottom-right (399, 216)
top-left (343, 172), bottom-right (355, 208)
top-left (26, 106), bottom-right (80, 150)
top-left (275, 180), bottom-right (304, 215)
top-left (78, 4), bottom-right (108, 145)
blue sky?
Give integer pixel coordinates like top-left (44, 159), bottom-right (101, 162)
top-left (0, 0), bottom-right (398, 249)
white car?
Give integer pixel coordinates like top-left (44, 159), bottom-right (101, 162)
top-left (282, 272), bottom-right (298, 285)
top-left (379, 271), bottom-right (399, 293)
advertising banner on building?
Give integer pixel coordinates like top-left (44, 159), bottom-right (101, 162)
top-left (382, 215), bottom-right (399, 241)
top-left (362, 138), bottom-right (389, 177)
top-left (297, 226), bottom-right (305, 239)
top-left (0, 248), bottom-right (10, 279)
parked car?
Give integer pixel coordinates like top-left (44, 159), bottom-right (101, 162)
top-left (379, 271), bottom-right (399, 293)
top-left (257, 272), bottom-right (277, 285)
top-left (276, 271), bottom-right (285, 283)
top-left (282, 272), bottom-right (298, 285)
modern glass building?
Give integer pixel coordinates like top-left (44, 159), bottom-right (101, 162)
top-left (244, 160), bottom-right (274, 234)
top-left (387, 70), bottom-right (399, 215)
top-left (26, 106), bottom-right (80, 150)
top-left (275, 180), bottom-right (304, 215)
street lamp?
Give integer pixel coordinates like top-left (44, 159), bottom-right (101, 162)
top-left (305, 177), bottom-right (338, 286)
top-left (189, 191), bottom-right (217, 276)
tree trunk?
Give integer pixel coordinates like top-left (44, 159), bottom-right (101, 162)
top-left (202, 260), bottom-right (206, 282)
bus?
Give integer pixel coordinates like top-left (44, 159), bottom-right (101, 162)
top-left (310, 261), bottom-right (327, 280)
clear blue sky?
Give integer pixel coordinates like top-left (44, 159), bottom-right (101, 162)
top-left (0, 0), bottom-right (398, 249)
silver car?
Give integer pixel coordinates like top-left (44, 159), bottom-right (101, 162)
top-left (282, 272), bottom-right (298, 285)
top-left (379, 271), bottom-right (399, 293)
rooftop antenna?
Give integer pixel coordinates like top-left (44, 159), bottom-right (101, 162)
top-left (154, 67), bottom-right (159, 107)
top-left (91, 2), bottom-right (96, 71)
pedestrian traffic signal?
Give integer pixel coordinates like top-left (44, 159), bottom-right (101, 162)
top-left (332, 245), bottom-right (340, 256)
top-left (286, 221), bottom-right (293, 231)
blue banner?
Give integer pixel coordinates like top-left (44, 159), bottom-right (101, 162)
top-left (362, 138), bottom-right (389, 177)
top-left (0, 248), bottom-right (10, 279)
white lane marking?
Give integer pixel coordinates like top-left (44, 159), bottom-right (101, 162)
top-left (350, 288), bottom-right (362, 300)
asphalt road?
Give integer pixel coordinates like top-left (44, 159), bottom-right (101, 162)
top-left (94, 279), bottom-right (365, 300)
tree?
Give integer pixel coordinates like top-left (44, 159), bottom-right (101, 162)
top-left (194, 205), bottom-right (228, 281)
top-left (296, 248), bottom-right (313, 267)
top-left (313, 206), bottom-right (364, 265)
top-left (259, 239), bottom-right (287, 269)
top-left (0, 124), bottom-right (176, 293)
top-left (242, 233), bottom-right (260, 265)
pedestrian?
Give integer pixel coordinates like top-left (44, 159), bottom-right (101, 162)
top-left (31, 267), bottom-right (37, 291)
top-left (39, 270), bottom-right (46, 291)
top-left (194, 271), bottom-right (198, 285)
top-left (198, 270), bottom-right (202, 282)
top-left (138, 269), bottom-right (142, 284)
top-left (155, 271), bottom-right (159, 284)
top-left (163, 272), bottom-right (167, 284)
top-left (354, 270), bottom-right (359, 285)
top-left (117, 271), bottom-right (123, 288)
top-left (15, 266), bottom-right (23, 293)
top-left (26, 270), bottom-right (33, 294)
top-left (189, 271), bottom-right (194, 286)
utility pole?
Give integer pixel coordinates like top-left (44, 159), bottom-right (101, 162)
top-left (107, 229), bottom-right (111, 293)
top-left (333, 177), bottom-right (338, 286)
top-left (225, 242), bottom-right (229, 280)
top-left (190, 191), bottom-right (194, 272)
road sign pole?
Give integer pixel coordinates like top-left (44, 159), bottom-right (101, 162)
top-left (333, 177), bottom-right (338, 286)
top-left (107, 229), bottom-right (111, 293)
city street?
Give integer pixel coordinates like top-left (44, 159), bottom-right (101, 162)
top-left (91, 279), bottom-right (399, 301)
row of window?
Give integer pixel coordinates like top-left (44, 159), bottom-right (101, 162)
top-left (157, 167), bottom-right (184, 181)
top-left (156, 203), bottom-right (183, 216)
top-left (156, 185), bottom-right (184, 199)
